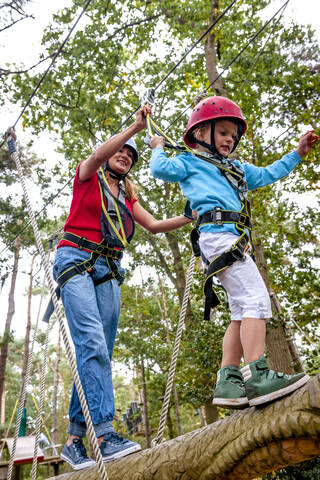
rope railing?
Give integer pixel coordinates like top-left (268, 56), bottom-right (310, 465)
top-left (5, 131), bottom-right (109, 480)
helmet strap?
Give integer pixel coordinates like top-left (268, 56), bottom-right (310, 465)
top-left (193, 120), bottom-right (218, 155)
top-left (104, 162), bottom-right (128, 181)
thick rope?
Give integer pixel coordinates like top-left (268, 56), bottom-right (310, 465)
top-left (6, 251), bottom-right (50, 480)
top-left (5, 132), bottom-right (108, 480)
top-left (31, 314), bottom-right (50, 480)
top-left (152, 254), bottom-right (196, 446)
top-left (31, 248), bottom-right (55, 479)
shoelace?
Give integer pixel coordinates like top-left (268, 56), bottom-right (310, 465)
top-left (73, 439), bottom-right (89, 459)
top-left (103, 432), bottom-right (129, 445)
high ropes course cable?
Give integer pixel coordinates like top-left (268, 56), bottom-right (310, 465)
top-left (1, 0), bottom-right (299, 478)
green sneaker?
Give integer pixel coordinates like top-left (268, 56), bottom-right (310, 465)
top-left (212, 365), bottom-right (249, 409)
top-left (241, 356), bottom-right (309, 407)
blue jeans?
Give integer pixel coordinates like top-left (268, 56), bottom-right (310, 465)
top-left (53, 247), bottom-right (124, 438)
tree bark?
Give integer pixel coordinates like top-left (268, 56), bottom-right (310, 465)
top-left (158, 278), bottom-right (182, 436)
top-left (0, 236), bottom-right (20, 405)
top-left (21, 254), bottom-right (36, 395)
top-left (204, 400), bottom-right (218, 424)
top-left (252, 234), bottom-right (299, 374)
top-left (48, 374), bottom-right (320, 480)
top-left (140, 358), bottom-right (151, 448)
top-left (204, 0), bottom-right (228, 96)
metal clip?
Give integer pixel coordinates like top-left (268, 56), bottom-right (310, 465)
top-left (139, 88), bottom-right (155, 106)
top-left (211, 208), bottom-right (223, 225)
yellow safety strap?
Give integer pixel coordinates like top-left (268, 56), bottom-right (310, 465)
top-left (145, 113), bottom-right (244, 180)
top-left (98, 167), bottom-right (129, 249)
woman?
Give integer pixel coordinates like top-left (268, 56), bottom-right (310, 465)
top-left (54, 106), bottom-right (193, 470)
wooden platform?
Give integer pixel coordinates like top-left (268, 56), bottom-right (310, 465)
top-left (1, 436), bottom-right (44, 464)
top-left (0, 437), bottom-right (64, 478)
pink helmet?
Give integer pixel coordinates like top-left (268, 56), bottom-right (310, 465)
top-left (184, 96), bottom-right (247, 149)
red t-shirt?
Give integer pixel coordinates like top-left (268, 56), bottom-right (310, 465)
top-left (58, 163), bottom-right (137, 249)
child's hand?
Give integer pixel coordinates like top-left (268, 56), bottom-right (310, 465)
top-left (296, 130), bottom-right (319, 158)
top-left (134, 105), bottom-right (152, 132)
top-left (150, 135), bottom-right (165, 149)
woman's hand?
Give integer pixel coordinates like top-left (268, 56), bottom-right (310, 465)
top-left (150, 135), bottom-right (165, 149)
top-left (133, 105), bottom-right (152, 132)
top-left (296, 130), bottom-right (319, 158)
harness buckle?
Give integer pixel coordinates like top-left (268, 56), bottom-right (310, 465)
top-left (238, 213), bottom-right (247, 226)
top-left (95, 245), bottom-right (105, 255)
top-left (211, 208), bottom-right (223, 225)
top-left (78, 236), bottom-right (87, 250)
top-left (231, 245), bottom-right (245, 262)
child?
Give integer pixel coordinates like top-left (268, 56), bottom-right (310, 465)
top-left (149, 95), bottom-right (318, 409)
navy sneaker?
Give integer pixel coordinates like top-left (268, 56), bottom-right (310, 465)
top-left (60, 438), bottom-right (96, 470)
top-left (99, 432), bottom-right (141, 462)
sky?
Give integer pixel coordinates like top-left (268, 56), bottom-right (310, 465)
top-left (0, 0), bottom-right (319, 337)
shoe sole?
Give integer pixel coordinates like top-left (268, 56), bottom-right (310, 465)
top-left (249, 374), bottom-right (310, 406)
top-left (212, 397), bottom-right (249, 409)
top-left (60, 453), bottom-right (96, 470)
top-left (102, 444), bottom-right (142, 463)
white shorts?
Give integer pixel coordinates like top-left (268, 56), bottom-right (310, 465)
top-left (199, 232), bottom-right (272, 321)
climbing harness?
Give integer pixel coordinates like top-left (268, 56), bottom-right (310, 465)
top-left (143, 92), bottom-right (253, 320)
top-left (43, 167), bottom-right (135, 323)
top-left (97, 167), bottom-right (135, 249)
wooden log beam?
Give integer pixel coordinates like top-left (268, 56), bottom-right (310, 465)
top-left (49, 373), bottom-right (320, 480)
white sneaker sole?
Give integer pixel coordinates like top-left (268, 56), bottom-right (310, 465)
top-left (249, 374), bottom-right (310, 406)
top-left (212, 397), bottom-right (249, 408)
top-left (60, 453), bottom-right (96, 470)
top-left (102, 444), bottom-right (142, 463)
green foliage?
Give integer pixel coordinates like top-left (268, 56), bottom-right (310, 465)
top-left (1, 0), bottom-right (319, 467)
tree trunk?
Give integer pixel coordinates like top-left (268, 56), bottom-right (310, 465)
top-left (21, 254), bottom-right (36, 395)
top-left (52, 329), bottom-right (61, 448)
top-left (252, 234), bottom-right (299, 374)
top-left (204, 0), bottom-right (228, 96)
top-left (166, 407), bottom-right (174, 439)
top-left (0, 389), bottom-right (5, 425)
top-left (140, 358), bottom-right (151, 448)
top-left (172, 383), bottom-right (182, 436)
top-left (158, 278), bottom-right (182, 436)
top-left (204, 400), bottom-right (218, 424)
top-left (0, 236), bottom-right (21, 405)
top-left (48, 374), bottom-right (320, 480)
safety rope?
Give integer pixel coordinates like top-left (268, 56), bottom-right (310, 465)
top-left (4, 131), bottom-right (108, 480)
top-left (7, 249), bottom-right (51, 480)
top-left (166, 0), bottom-right (290, 129)
top-left (0, 0), bottom-right (288, 259)
top-left (111, 0), bottom-right (239, 135)
top-left (31, 314), bottom-right (50, 480)
top-left (152, 254), bottom-right (196, 446)
top-left (235, 1), bottom-right (289, 101)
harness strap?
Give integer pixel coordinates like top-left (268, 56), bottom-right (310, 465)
top-left (198, 208), bottom-right (251, 229)
top-left (43, 238), bottom-right (124, 324)
top-left (62, 232), bottom-right (123, 259)
top-left (203, 233), bottom-right (249, 320)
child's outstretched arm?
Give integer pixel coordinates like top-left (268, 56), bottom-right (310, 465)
top-left (296, 130), bottom-right (319, 158)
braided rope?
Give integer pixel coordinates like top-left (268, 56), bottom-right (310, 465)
top-left (31, 316), bottom-right (50, 480)
top-left (7, 253), bottom-right (49, 480)
top-left (6, 134), bottom-right (108, 480)
top-left (152, 254), bottom-right (196, 446)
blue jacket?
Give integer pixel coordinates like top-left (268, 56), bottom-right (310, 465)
top-left (150, 148), bottom-right (301, 235)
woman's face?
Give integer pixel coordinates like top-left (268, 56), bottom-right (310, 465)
top-left (108, 146), bottom-right (134, 175)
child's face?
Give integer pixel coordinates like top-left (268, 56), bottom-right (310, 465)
top-left (199, 119), bottom-right (238, 157)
